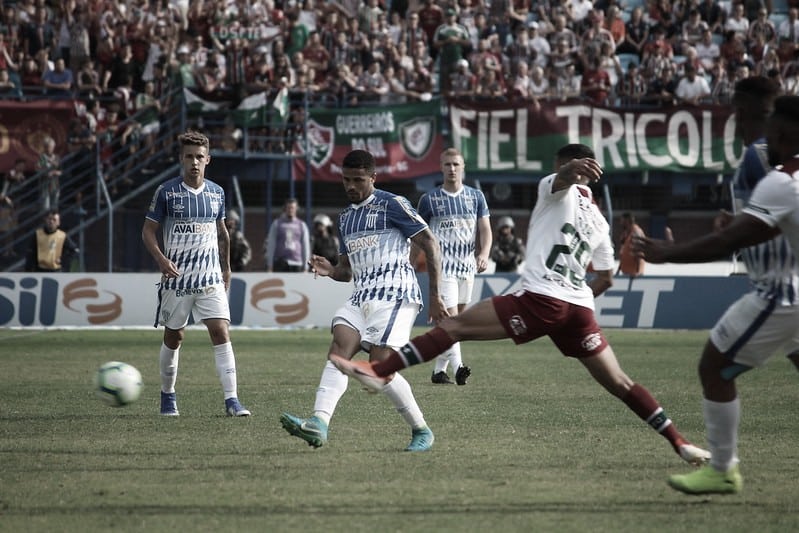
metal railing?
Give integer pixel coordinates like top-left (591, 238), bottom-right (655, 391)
top-left (1, 86), bottom-right (186, 272)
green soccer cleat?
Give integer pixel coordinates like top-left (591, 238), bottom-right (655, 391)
top-left (280, 413), bottom-right (328, 448)
top-left (405, 427), bottom-right (434, 452)
top-left (668, 464), bottom-right (743, 495)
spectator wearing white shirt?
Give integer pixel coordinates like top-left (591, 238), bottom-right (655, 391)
top-left (695, 28), bottom-right (720, 71)
top-left (528, 21), bottom-right (552, 69)
top-left (675, 63), bottom-right (711, 105)
top-left (778, 8), bottom-right (799, 46)
top-left (724, 3), bottom-right (749, 41)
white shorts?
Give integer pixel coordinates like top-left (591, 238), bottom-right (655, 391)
top-left (155, 284), bottom-right (230, 329)
top-left (439, 276), bottom-right (474, 309)
top-left (332, 300), bottom-right (421, 351)
top-left (710, 291), bottom-right (799, 369)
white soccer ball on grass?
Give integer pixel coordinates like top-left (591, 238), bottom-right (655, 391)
top-left (94, 361), bottom-right (143, 407)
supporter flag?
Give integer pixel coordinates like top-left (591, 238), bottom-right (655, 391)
top-left (272, 86), bottom-right (289, 123)
top-left (183, 88), bottom-right (224, 114)
top-left (233, 91), bottom-right (269, 127)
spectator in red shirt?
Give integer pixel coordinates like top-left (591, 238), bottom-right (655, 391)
top-left (581, 55), bottom-right (611, 106)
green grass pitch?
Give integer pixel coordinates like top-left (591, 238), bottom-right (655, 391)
top-left (1, 328), bottom-right (798, 532)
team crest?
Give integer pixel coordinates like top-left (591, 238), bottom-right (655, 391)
top-left (303, 119), bottom-right (334, 168)
top-left (399, 117), bottom-right (435, 160)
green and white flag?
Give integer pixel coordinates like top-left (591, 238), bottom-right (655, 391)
top-left (183, 88), bottom-right (224, 114)
top-left (273, 86), bottom-right (289, 123)
top-left (233, 91), bottom-right (269, 127)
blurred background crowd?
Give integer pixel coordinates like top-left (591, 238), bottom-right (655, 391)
top-left (2, 0), bottom-right (799, 113)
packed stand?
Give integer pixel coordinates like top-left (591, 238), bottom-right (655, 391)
top-left (2, 0), bottom-right (798, 263)
top-left (1, 0), bottom-right (796, 148)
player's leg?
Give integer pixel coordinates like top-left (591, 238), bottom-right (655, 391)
top-left (156, 287), bottom-right (191, 416)
top-left (669, 294), bottom-right (794, 494)
top-left (577, 343), bottom-right (707, 463)
top-left (281, 306), bottom-right (362, 447)
top-left (452, 279), bottom-right (475, 386)
top-left (159, 326), bottom-right (183, 416)
top-left (368, 302), bottom-right (434, 451)
top-left (431, 278), bottom-right (458, 383)
top-left (331, 294), bottom-right (518, 386)
top-left (196, 287), bottom-right (249, 416)
top-left (552, 304), bottom-right (709, 466)
top-left (386, 297), bottom-right (507, 374)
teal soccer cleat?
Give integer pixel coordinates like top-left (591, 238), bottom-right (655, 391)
top-left (280, 413), bottom-right (328, 448)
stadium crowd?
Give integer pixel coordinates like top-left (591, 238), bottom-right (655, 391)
top-left (1, 0), bottom-right (799, 247)
top-left (1, 0), bottom-right (799, 114)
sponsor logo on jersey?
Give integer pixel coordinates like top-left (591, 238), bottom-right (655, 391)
top-left (172, 222), bottom-right (216, 234)
top-left (438, 218), bottom-right (471, 231)
top-left (176, 287), bottom-right (206, 297)
top-left (346, 234), bottom-right (380, 253)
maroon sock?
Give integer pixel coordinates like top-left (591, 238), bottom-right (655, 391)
top-left (621, 383), bottom-right (684, 451)
top-left (373, 327), bottom-right (455, 376)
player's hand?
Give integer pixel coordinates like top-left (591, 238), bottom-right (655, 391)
top-left (713, 209), bottom-right (733, 232)
top-left (308, 254), bottom-right (333, 278)
top-left (630, 235), bottom-right (670, 264)
top-left (475, 255), bottom-right (489, 273)
top-left (428, 296), bottom-right (450, 324)
top-left (159, 257), bottom-right (181, 279)
top-left (558, 158), bottom-right (603, 184)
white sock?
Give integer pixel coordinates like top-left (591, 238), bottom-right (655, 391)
top-left (703, 397), bottom-right (740, 472)
top-left (448, 342), bottom-right (463, 371)
top-left (312, 361), bottom-right (349, 425)
top-left (159, 343), bottom-right (179, 393)
top-left (214, 342), bottom-right (237, 400)
top-left (381, 372), bottom-right (426, 430)
top-left (433, 353), bottom-right (449, 374)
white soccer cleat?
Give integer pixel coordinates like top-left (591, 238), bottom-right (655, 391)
top-left (678, 443), bottom-right (711, 466)
top-left (329, 354), bottom-right (388, 393)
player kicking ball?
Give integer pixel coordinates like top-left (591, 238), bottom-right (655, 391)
top-left (332, 144), bottom-right (710, 468)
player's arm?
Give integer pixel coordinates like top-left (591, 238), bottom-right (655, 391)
top-left (411, 228), bottom-right (448, 322)
top-left (217, 218), bottom-right (231, 288)
top-left (309, 252), bottom-right (352, 282)
top-left (634, 213), bottom-right (780, 263)
top-left (410, 194), bottom-right (431, 268)
top-left (476, 215), bottom-right (492, 272)
top-left (551, 158), bottom-right (603, 192)
top-left (588, 269), bottom-right (614, 297)
top-left (142, 218), bottom-right (180, 278)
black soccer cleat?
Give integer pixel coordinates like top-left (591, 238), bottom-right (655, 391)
top-left (431, 371), bottom-right (454, 384)
top-left (455, 365), bottom-right (471, 386)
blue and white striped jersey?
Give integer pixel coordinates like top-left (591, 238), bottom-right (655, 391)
top-left (733, 139), bottom-right (799, 306)
top-left (417, 185), bottom-right (490, 280)
top-left (338, 189), bottom-right (427, 306)
top-left (145, 176), bottom-right (225, 290)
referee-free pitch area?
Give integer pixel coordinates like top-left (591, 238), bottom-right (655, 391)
top-left (1, 329), bottom-right (797, 532)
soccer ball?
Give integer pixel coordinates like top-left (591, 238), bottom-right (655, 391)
top-left (94, 361), bottom-right (143, 407)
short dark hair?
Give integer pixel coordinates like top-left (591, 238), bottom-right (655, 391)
top-left (556, 143), bottom-right (595, 162)
top-left (178, 130), bottom-right (210, 150)
top-left (734, 76), bottom-right (781, 117)
top-left (342, 150), bottom-right (376, 173)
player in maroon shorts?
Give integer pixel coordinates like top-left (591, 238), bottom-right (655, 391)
top-left (333, 143), bottom-right (710, 467)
